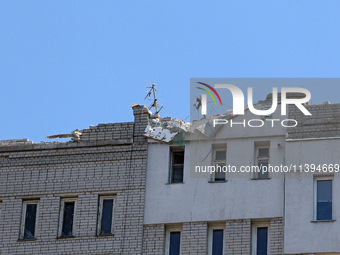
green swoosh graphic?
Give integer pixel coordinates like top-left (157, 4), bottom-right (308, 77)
top-left (197, 87), bottom-right (217, 105)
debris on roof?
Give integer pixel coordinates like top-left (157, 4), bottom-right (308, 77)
top-left (144, 118), bottom-right (190, 143)
top-left (47, 129), bottom-right (82, 142)
top-left (144, 125), bottom-right (177, 142)
top-left (0, 138), bottom-right (33, 146)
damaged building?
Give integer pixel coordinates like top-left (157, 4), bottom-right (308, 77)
top-left (0, 94), bottom-right (340, 255)
top-left (143, 94), bottom-right (340, 255)
top-left (0, 105), bottom-right (150, 254)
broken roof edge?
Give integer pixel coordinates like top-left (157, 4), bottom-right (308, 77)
top-left (142, 95), bottom-right (327, 143)
top-left (0, 104), bottom-right (150, 148)
top-left (0, 138), bottom-right (34, 146)
top-left (0, 138), bottom-right (134, 152)
top-left (132, 103), bottom-right (153, 116)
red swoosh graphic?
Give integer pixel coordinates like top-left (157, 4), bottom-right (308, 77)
top-left (197, 82), bottom-right (223, 106)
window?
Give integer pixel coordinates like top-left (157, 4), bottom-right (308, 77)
top-left (254, 143), bottom-right (270, 179)
top-left (212, 149), bottom-right (226, 181)
top-left (165, 226), bottom-right (182, 255)
top-left (97, 196), bottom-right (115, 235)
top-left (314, 176), bottom-right (333, 221)
top-left (208, 225), bottom-right (225, 255)
top-left (252, 223), bottom-right (270, 255)
top-left (58, 198), bottom-right (77, 237)
top-left (169, 147), bottom-right (184, 183)
top-left (20, 200), bottom-right (39, 240)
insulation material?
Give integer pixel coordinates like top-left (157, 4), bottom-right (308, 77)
top-left (47, 129), bottom-right (82, 142)
top-left (144, 118), bottom-right (190, 143)
top-left (144, 125), bottom-right (178, 143)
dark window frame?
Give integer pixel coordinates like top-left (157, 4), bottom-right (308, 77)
top-left (255, 146), bottom-right (270, 179)
top-left (252, 223), bottom-right (270, 255)
top-left (208, 224), bottom-right (225, 255)
top-left (58, 198), bottom-right (77, 238)
top-left (97, 196), bottom-right (115, 235)
top-left (169, 147), bottom-right (185, 184)
top-left (165, 226), bottom-right (182, 255)
top-left (213, 149), bottom-right (227, 182)
top-left (314, 176), bottom-right (333, 221)
top-left (20, 200), bottom-right (39, 240)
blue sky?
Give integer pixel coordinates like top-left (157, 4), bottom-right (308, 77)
top-left (1, 1), bottom-right (340, 142)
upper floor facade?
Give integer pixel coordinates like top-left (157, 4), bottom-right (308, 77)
top-left (0, 104), bottom-right (150, 255)
top-left (1, 94), bottom-right (340, 255)
top-left (144, 97), bottom-right (340, 255)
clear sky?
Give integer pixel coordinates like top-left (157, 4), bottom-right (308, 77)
top-left (1, 1), bottom-right (340, 142)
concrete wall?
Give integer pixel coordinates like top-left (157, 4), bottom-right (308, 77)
top-left (284, 139), bottom-right (340, 254)
top-left (144, 110), bottom-right (287, 225)
top-left (284, 103), bottom-right (340, 254)
top-left (145, 139), bottom-right (285, 224)
top-left (143, 109), bottom-right (286, 253)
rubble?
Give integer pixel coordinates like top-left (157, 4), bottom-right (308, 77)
top-left (0, 138), bottom-right (33, 146)
top-left (144, 118), bottom-right (190, 143)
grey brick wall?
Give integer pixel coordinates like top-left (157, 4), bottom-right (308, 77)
top-left (181, 222), bottom-right (207, 255)
top-left (142, 222), bottom-right (208, 255)
top-left (270, 217), bottom-right (284, 255)
top-left (142, 224), bottom-right (165, 255)
top-left (0, 105), bottom-right (150, 255)
top-left (288, 103), bottom-right (340, 139)
top-left (0, 102), bottom-right (286, 254)
top-left (225, 219), bottom-right (251, 255)
top-left (142, 218), bottom-right (283, 255)
top-left (80, 123), bottom-right (135, 142)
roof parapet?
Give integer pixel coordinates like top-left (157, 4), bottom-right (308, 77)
top-left (0, 138), bottom-right (33, 146)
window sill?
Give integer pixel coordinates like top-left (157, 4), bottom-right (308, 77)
top-left (311, 220), bottom-right (336, 223)
top-left (96, 233), bottom-right (115, 237)
top-left (208, 180), bottom-right (228, 183)
top-left (17, 238), bottom-right (37, 242)
top-left (165, 182), bottom-right (185, 185)
top-left (251, 177), bottom-right (271, 180)
top-left (57, 235), bottom-right (75, 239)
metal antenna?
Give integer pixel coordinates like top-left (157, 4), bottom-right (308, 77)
top-left (145, 83), bottom-right (163, 115)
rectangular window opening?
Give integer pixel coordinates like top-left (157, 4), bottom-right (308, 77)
top-left (256, 227), bottom-right (268, 255)
top-left (315, 177), bottom-right (333, 221)
top-left (169, 231), bottom-right (181, 255)
top-left (98, 196), bottom-right (115, 235)
top-left (170, 147), bottom-right (184, 183)
top-left (165, 226), bottom-right (182, 255)
top-left (252, 222), bottom-right (269, 255)
top-left (213, 149), bottom-right (226, 181)
top-left (208, 226), bottom-right (225, 255)
top-left (254, 142), bottom-right (270, 179)
top-left (59, 198), bottom-right (76, 237)
top-left (20, 200), bottom-right (39, 240)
